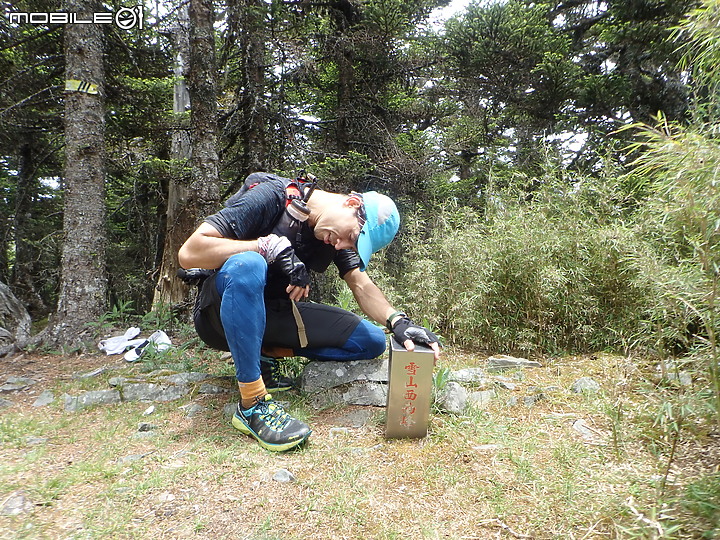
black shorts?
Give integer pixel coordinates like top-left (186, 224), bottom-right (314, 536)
top-left (193, 272), bottom-right (362, 352)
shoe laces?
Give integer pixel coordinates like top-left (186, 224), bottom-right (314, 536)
top-left (261, 357), bottom-right (281, 379)
top-left (254, 396), bottom-right (291, 430)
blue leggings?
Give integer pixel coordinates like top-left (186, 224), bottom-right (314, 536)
top-left (215, 252), bottom-right (386, 383)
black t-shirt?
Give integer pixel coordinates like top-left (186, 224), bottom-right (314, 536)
top-left (204, 179), bottom-right (361, 297)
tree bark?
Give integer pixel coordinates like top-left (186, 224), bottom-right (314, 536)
top-left (153, 0), bottom-right (219, 309)
top-left (44, 0), bottom-right (107, 347)
top-left (238, 0), bottom-right (269, 173)
top-left (153, 3), bottom-right (192, 307)
top-left (12, 138), bottom-right (48, 317)
top-left (188, 0), bottom-right (220, 217)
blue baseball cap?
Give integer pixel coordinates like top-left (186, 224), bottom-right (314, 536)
top-left (356, 191), bottom-right (400, 271)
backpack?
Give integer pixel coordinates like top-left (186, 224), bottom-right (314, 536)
top-left (224, 171), bottom-right (317, 245)
top-left (225, 172), bottom-right (316, 217)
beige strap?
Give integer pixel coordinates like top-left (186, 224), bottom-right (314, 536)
top-left (291, 300), bottom-right (309, 348)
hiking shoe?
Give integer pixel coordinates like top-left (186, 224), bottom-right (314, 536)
top-left (260, 356), bottom-right (295, 393)
top-left (231, 395), bottom-right (311, 452)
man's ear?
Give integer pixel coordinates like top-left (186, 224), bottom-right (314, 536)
top-left (345, 192), bottom-right (363, 208)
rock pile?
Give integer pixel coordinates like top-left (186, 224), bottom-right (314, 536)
top-left (2, 352), bottom-right (628, 416)
top-left (48, 370), bottom-right (234, 412)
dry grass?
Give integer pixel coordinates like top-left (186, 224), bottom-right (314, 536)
top-left (0, 349), bottom-right (717, 539)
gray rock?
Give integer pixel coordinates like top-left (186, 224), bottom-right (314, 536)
top-left (26, 437), bottom-right (48, 446)
top-left (108, 376), bottom-right (123, 387)
top-left (666, 371), bottom-right (692, 386)
top-left (132, 431), bottom-right (158, 440)
top-left (223, 402), bottom-right (237, 419)
top-left (450, 368), bottom-right (489, 385)
top-left (64, 390), bottom-right (122, 412)
top-left (467, 390), bottom-right (496, 409)
top-left (301, 358), bottom-right (388, 392)
top-left (32, 390), bottom-right (55, 407)
top-left (118, 452), bottom-right (153, 464)
top-left (0, 376), bottom-right (37, 392)
top-left (493, 377), bottom-right (517, 391)
top-left (0, 398), bottom-right (13, 409)
top-left (523, 394), bottom-right (545, 406)
top-left (121, 383), bottom-right (189, 402)
top-left (1, 490), bottom-right (33, 516)
top-left (571, 377), bottom-right (601, 393)
top-left (486, 355), bottom-right (542, 372)
top-left (186, 404), bottom-right (205, 417)
top-left (301, 358), bottom-right (389, 408)
top-left (272, 469), bottom-right (296, 483)
top-left (0, 280), bottom-right (31, 353)
top-left (308, 381), bottom-right (387, 408)
top-left (137, 422), bottom-right (157, 432)
top-left (436, 381), bottom-right (468, 414)
top-left (108, 376), bottom-right (140, 387)
top-left (180, 403), bottom-right (205, 418)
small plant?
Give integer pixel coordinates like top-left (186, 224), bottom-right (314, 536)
top-left (86, 300), bottom-right (136, 335)
top-left (335, 286), bottom-right (359, 314)
top-left (680, 472), bottom-right (720, 536)
top-left (141, 302), bottom-right (178, 334)
top-left (432, 366), bottom-right (452, 412)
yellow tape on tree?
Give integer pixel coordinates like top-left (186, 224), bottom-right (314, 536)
top-left (65, 80), bottom-right (99, 94)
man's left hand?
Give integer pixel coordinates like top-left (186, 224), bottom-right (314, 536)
top-left (391, 317), bottom-right (441, 362)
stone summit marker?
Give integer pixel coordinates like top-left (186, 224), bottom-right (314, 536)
top-left (385, 337), bottom-right (435, 439)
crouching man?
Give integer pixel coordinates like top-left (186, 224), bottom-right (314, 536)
top-left (178, 172), bottom-right (440, 451)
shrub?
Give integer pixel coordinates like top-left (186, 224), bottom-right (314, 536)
top-left (384, 176), bottom-right (697, 356)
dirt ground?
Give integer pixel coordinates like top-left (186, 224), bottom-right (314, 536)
top-left (1, 350), bottom-right (719, 539)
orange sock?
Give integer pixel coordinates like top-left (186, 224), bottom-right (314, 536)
top-left (238, 377), bottom-right (267, 410)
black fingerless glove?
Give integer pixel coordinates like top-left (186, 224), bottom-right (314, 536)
top-left (273, 247), bottom-right (310, 288)
top-left (391, 316), bottom-right (440, 347)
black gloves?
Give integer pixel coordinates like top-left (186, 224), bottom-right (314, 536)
top-left (258, 234), bottom-right (310, 288)
top-left (273, 247), bottom-right (310, 288)
top-left (390, 316), bottom-right (440, 347)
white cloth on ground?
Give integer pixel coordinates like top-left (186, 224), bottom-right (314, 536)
top-left (98, 327), bottom-right (143, 355)
top-left (124, 330), bottom-right (172, 362)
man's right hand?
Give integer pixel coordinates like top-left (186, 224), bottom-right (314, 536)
top-left (391, 316), bottom-right (442, 362)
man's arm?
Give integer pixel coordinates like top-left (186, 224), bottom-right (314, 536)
top-left (343, 268), bottom-right (441, 361)
top-left (178, 223), bottom-right (310, 301)
top-left (342, 267), bottom-right (396, 326)
top-left (178, 222), bottom-right (259, 270)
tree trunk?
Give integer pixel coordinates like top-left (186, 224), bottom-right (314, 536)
top-left (44, 0), bottom-right (107, 347)
top-left (153, 4), bottom-right (192, 307)
top-left (153, 0), bottom-right (219, 309)
top-left (12, 138), bottom-right (48, 317)
top-left (188, 0), bottom-right (220, 217)
top-left (335, 43), bottom-right (354, 155)
top-left (238, 0), bottom-right (268, 173)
